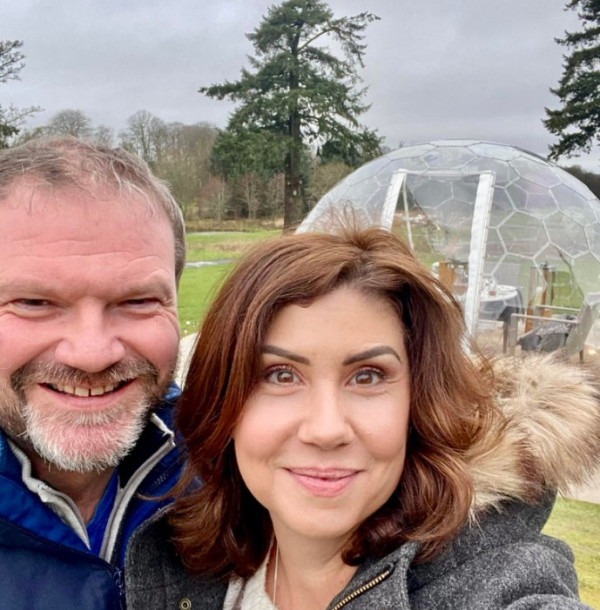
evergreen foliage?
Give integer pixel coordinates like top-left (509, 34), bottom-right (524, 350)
top-left (545, 1), bottom-right (600, 160)
top-left (200, 0), bottom-right (382, 228)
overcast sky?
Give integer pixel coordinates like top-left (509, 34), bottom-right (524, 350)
top-left (3, 0), bottom-right (597, 168)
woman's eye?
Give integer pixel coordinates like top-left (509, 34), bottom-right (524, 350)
top-left (264, 366), bottom-right (298, 384)
top-left (351, 368), bottom-right (385, 386)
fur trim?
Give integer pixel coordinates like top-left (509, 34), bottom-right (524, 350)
top-left (469, 354), bottom-right (600, 513)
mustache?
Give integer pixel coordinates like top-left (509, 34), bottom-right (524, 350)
top-left (11, 359), bottom-right (159, 392)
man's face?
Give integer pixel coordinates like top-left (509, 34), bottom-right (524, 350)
top-left (0, 185), bottom-right (180, 473)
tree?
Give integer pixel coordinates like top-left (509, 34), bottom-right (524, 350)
top-left (317, 135), bottom-right (380, 167)
top-left (562, 164), bottom-right (600, 197)
top-left (93, 125), bottom-right (114, 147)
top-left (0, 40), bottom-right (40, 147)
top-left (0, 106), bottom-right (37, 147)
top-left (264, 172), bottom-right (285, 220)
top-left (46, 109), bottom-right (93, 138)
top-left (119, 110), bottom-right (167, 165)
top-left (0, 40), bottom-right (25, 82)
top-left (200, 0), bottom-right (382, 229)
top-left (210, 126), bottom-right (288, 181)
top-left (305, 159), bottom-right (353, 208)
top-left (544, 1), bottom-right (600, 160)
top-left (153, 122), bottom-right (218, 219)
top-left (199, 175), bottom-right (231, 222)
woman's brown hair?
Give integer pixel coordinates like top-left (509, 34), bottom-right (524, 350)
top-left (171, 227), bottom-right (497, 578)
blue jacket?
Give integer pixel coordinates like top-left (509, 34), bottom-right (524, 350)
top-left (0, 383), bottom-right (183, 610)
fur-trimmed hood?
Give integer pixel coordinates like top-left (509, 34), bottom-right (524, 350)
top-left (470, 354), bottom-right (600, 513)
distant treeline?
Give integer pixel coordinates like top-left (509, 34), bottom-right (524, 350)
top-left (13, 109), bottom-right (600, 227)
top-left (12, 109), bottom-right (361, 228)
top-left (563, 166), bottom-right (600, 200)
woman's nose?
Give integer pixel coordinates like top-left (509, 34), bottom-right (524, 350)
top-left (297, 384), bottom-right (353, 449)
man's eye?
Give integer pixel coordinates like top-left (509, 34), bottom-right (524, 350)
top-left (123, 298), bottom-right (160, 308)
top-left (264, 366), bottom-right (299, 384)
top-left (6, 299), bottom-right (55, 318)
top-left (14, 299), bottom-right (52, 308)
top-left (350, 368), bottom-right (385, 386)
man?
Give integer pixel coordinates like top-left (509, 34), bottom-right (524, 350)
top-left (0, 136), bottom-right (186, 609)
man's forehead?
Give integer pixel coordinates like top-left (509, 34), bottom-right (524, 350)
top-left (0, 187), bottom-right (173, 261)
top-left (0, 183), bottom-right (162, 223)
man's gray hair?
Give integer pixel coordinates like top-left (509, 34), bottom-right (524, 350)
top-left (0, 136), bottom-right (185, 281)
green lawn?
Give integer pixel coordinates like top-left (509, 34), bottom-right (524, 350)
top-left (185, 229), bottom-right (279, 262)
top-left (178, 230), bottom-right (279, 335)
top-left (544, 498), bottom-right (600, 608)
top-left (178, 264), bottom-right (232, 335)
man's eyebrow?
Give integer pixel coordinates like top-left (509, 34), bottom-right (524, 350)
top-left (261, 345), bottom-right (310, 365)
top-left (0, 278), bottom-right (174, 300)
top-left (343, 346), bottom-right (402, 366)
top-left (122, 281), bottom-right (174, 299)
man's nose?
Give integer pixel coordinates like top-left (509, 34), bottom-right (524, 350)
top-left (53, 305), bottom-right (126, 373)
top-left (297, 383), bottom-right (353, 449)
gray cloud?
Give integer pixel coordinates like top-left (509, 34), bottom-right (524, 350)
top-left (3, 0), bottom-right (595, 166)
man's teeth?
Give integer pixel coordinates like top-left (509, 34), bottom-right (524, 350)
top-left (53, 383), bottom-right (117, 397)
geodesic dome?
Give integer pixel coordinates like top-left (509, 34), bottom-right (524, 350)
top-left (298, 140), bottom-right (600, 336)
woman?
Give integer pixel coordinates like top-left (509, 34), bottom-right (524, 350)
top-left (126, 228), bottom-right (600, 609)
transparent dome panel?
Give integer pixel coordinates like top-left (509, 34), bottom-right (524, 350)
top-left (468, 142), bottom-right (520, 161)
top-left (511, 157), bottom-right (562, 188)
top-left (489, 189), bottom-right (514, 223)
top-left (585, 224), bottom-right (600, 258)
top-left (546, 213), bottom-right (588, 258)
top-left (421, 146), bottom-right (476, 170)
top-left (392, 156), bottom-right (429, 172)
top-left (298, 140), bottom-right (600, 346)
top-left (573, 253), bottom-right (600, 297)
top-left (409, 177), bottom-right (454, 208)
top-left (497, 212), bottom-right (548, 259)
top-left (341, 156), bottom-right (393, 186)
top-left (552, 184), bottom-right (598, 225)
top-left (558, 168), bottom-right (598, 199)
top-left (388, 144), bottom-right (435, 160)
top-left (462, 156), bottom-right (514, 186)
top-left (507, 179), bottom-right (557, 217)
top-left (485, 227), bottom-right (509, 259)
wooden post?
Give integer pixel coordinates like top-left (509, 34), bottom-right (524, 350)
top-left (438, 261), bottom-right (455, 291)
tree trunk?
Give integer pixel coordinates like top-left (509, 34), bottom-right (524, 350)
top-left (283, 113), bottom-right (302, 231)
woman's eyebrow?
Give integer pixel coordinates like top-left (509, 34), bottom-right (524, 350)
top-left (261, 345), bottom-right (310, 364)
top-left (343, 346), bottom-right (402, 365)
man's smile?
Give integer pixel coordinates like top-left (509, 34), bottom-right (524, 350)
top-left (44, 380), bottom-right (131, 398)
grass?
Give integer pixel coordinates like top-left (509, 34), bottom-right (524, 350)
top-left (178, 230), bottom-right (280, 335)
top-left (544, 498), bottom-right (600, 608)
top-left (178, 264), bottom-right (232, 335)
top-left (186, 229), bottom-right (280, 262)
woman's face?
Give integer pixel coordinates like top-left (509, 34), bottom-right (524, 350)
top-left (233, 286), bottom-right (411, 548)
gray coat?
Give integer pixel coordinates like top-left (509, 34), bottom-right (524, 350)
top-left (125, 355), bottom-right (600, 609)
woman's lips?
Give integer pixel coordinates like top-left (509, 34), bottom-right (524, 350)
top-left (286, 468), bottom-right (359, 497)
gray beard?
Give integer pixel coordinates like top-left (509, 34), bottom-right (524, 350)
top-left (0, 359), bottom-right (170, 473)
top-left (19, 396), bottom-right (150, 472)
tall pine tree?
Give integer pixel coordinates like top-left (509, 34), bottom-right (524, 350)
top-left (200, 0), bottom-right (381, 229)
top-left (544, 1), bottom-right (600, 160)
